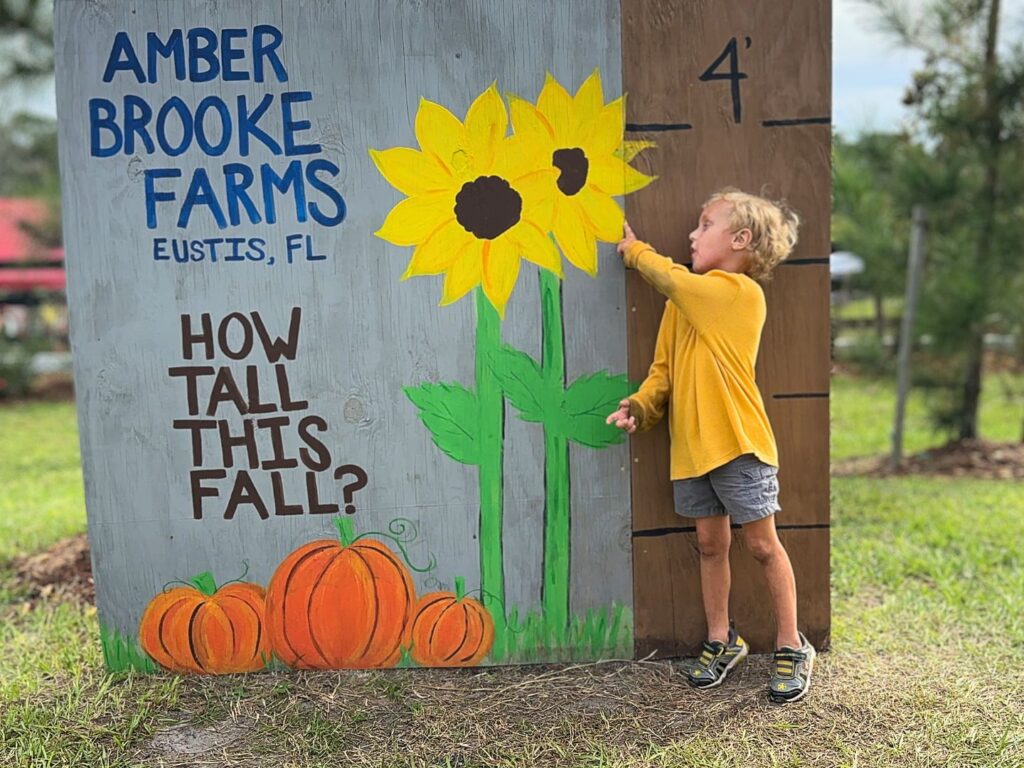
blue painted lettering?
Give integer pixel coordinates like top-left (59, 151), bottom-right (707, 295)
top-left (178, 168), bottom-right (228, 228)
top-left (145, 168), bottom-right (182, 229)
top-left (102, 31), bottom-right (146, 83)
top-left (146, 30), bottom-right (186, 83)
top-left (89, 98), bottom-right (121, 157)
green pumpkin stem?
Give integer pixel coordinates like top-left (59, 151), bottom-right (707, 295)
top-left (454, 576), bottom-right (466, 601)
top-left (334, 517), bottom-right (356, 547)
top-left (188, 571), bottom-right (218, 596)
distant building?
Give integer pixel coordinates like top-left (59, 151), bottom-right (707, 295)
top-left (0, 197), bottom-right (65, 299)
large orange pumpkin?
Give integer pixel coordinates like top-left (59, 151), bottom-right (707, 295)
top-left (406, 577), bottom-right (494, 667)
top-left (265, 518), bottom-right (416, 669)
top-left (138, 572), bottom-right (269, 674)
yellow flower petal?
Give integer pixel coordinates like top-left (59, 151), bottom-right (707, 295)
top-left (577, 187), bottom-right (625, 243)
top-left (465, 83), bottom-right (508, 172)
top-left (617, 139), bottom-right (656, 163)
top-left (552, 202), bottom-right (598, 277)
top-left (573, 69), bottom-right (604, 126)
top-left (537, 73), bottom-right (575, 143)
top-left (511, 168), bottom-right (558, 227)
top-left (508, 95), bottom-right (555, 145)
top-left (441, 240), bottom-right (484, 306)
top-left (369, 147), bottom-right (451, 196)
top-left (415, 98), bottom-right (468, 172)
top-left (480, 238), bottom-right (521, 317)
top-left (508, 221), bottom-right (563, 277)
top-left (588, 155), bottom-right (657, 196)
top-left (375, 191), bottom-right (454, 247)
top-left (401, 218), bottom-right (470, 278)
top-left (493, 134), bottom-right (548, 184)
top-left (580, 95), bottom-right (625, 158)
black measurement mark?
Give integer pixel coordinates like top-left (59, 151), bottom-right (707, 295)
top-left (763, 117), bottom-right (832, 127)
top-left (772, 392), bottom-right (829, 400)
top-left (633, 522), bottom-right (829, 537)
top-left (699, 36), bottom-right (751, 124)
top-left (625, 122), bottom-right (693, 132)
top-left (782, 258), bottom-right (830, 266)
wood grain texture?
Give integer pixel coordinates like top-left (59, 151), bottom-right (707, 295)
top-left (622, 0), bottom-right (831, 654)
top-left (633, 528), bottom-right (831, 657)
top-left (55, 0), bottom-right (632, 665)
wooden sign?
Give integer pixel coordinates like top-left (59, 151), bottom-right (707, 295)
top-left (623, 0), bottom-right (832, 654)
top-left (54, 0), bottom-right (830, 673)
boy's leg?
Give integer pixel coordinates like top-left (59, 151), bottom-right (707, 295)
top-left (741, 514), bottom-right (800, 650)
top-left (694, 514), bottom-right (732, 643)
top-left (686, 514), bottom-right (747, 689)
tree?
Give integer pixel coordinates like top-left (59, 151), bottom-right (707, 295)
top-left (0, 0), bottom-right (53, 86)
top-left (833, 132), bottom-right (915, 343)
top-left (862, 0), bottom-right (1024, 440)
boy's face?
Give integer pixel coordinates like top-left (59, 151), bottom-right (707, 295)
top-left (688, 200), bottom-right (746, 274)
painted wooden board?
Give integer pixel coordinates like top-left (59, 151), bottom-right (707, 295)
top-left (633, 529), bottom-right (831, 657)
top-left (622, 0), bottom-right (832, 653)
top-left (54, 0), bottom-right (645, 672)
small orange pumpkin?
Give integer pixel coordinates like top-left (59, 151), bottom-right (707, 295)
top-left (265, 518), bottom-right (416, 669)
top-left (138, 571), bottom-right (269, 674)
top-left (406, 577), bottom-right (495, 667)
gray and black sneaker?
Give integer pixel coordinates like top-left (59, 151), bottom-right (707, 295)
top-left (686, 627), bottom-right (748, 689)
top-left (768, 632), bottom-right (816, 703)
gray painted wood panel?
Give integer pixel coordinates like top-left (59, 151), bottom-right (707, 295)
top-left (55, 0), bottom-right (632, 670)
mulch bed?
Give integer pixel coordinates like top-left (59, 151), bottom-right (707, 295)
top-left (11, 532), bottom-right (94, 604)
top-left (832, 438), bottom-right (1024, 480)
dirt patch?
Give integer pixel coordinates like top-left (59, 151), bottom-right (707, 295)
top-left (833, 438), bottom-right (1024, 480)
top-left (11, 533), bottom-right (94, 604)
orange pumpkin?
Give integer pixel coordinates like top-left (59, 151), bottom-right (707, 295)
top-left (265, 518), bottom-right (416, 669)
top-left (138, 572), bottom-right (269, 674)
top-left (406, 577), bottom-right (494, 667)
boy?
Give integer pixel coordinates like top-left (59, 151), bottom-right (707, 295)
top-left (606, 188), bottom-right (814, 703)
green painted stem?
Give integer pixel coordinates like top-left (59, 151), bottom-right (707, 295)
top-left (475, 288), bottom-right (505, 623)
top-left (189, 571), bottom-right (218, 596)
top-left (334, 517), bottom-right (356, 546)
top-left (540, 268), bottom-right (570, 633)
top-left (454, 576), bottom-right (466, 601)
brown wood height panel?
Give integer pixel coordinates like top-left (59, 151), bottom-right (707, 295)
top-left (622, 0), bottom-right (832, 655)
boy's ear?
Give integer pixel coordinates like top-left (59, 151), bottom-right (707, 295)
top-left (731, 228), bottom-right (753, 250)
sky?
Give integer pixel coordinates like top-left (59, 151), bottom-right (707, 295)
top-left (4, 1), bottom-right (1024, 139)
top-left (834, 0), bottom-right (1024, 137)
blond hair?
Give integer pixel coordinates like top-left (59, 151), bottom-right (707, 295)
top-left (703, 187), bottom-right (800, 282)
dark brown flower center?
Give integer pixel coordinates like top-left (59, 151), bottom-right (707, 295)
top-left (552, 147), bottom-right (589, 196)
top-left (454, 175), bottom-right (522, 240)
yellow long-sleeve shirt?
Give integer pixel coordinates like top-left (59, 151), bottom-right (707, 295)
top-left (625, 241), bottom-right (778, 479)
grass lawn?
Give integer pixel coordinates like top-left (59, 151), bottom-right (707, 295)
top-left (2, 381), bottom-right (1023, 767)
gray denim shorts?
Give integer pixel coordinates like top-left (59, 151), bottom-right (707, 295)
top-left (673, 453), bottom-right (781, 525)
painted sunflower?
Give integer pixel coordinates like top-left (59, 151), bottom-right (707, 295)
top-left (370, 84), bottom-right (560, 316)
top-left (508, 71), bottom-right (656, 276)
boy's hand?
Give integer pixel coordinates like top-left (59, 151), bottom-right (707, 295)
top-left (616, 221), bottom-right (638, 258)
top-left (605, 398), bottom-right (637, 434)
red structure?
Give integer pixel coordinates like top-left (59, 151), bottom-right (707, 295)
top-left (0, 198), bottom-right (65, 292)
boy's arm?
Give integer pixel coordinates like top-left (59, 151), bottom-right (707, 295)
top-left (628, 303), bottom-right (675, 432)
top-left (623, 241), bottom-right (741, 333)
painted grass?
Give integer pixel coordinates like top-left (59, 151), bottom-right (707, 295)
top-left (490, 602), bottom-right (633, 663)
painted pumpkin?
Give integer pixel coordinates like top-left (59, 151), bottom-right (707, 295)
top-left (138, 572), bottom-right (269, 674)
top-left (406, 577), bottom-right (495, 667)
top-left (265, 518), bottom-right (416, 669)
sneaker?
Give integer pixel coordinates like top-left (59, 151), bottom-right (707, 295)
top-left (685, 627), bottom-right (748, 689)
top-left (768, 632), bottom-right (816, 703)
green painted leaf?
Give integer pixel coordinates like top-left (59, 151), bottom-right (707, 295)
top-left (560, 371), bottom-right (632, 448)
top-left (491, 345), bottom-right (549, 423)
top-left (404, 382), bottom-right (480, 465)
